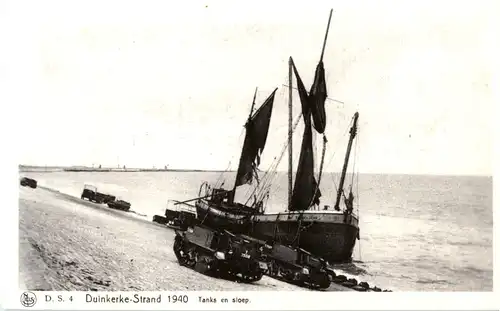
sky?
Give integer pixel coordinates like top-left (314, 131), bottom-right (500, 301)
top-left (4, 0), bottom-right (495, 175)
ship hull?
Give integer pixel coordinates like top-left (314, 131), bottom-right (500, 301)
top-left (196, 199), bottom-right (359, 263)
top-left (250, 211), bottom-right (359, 264)
top-left (195, 199), bottom-right (254, 233)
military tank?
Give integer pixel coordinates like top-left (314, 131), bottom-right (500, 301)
top-left (240, 234), bottom-right (331, 290)
top-left (20, 177), bottom-right (37, 189)
top-left (107, 199), bottom-right (131, 211)
top-left (173, 225), bottom-right (268, 283)
top-left (80, 184), bottom-right (115, 204)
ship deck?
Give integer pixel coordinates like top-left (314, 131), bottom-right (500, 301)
top-left (253, 210), bottom-right (359, 227)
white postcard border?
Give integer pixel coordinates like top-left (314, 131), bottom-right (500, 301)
top-left (1, 0), bottom-right (499, 310)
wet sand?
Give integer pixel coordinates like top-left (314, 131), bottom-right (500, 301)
top-left (19, 186), bottom-right (352, 291)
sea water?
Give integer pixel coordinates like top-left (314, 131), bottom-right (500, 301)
top-left (21, 171), bottom-right (493, 291)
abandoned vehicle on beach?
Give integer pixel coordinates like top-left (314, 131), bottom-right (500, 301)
top-left (173, 225), bottom-right (268, 283)
top-left (107, 199), bottom-right (131, 211)
top-left (153, 200), bottom-right (198, 230)
top-left (239, 234), bottom-right (332, 289)
top-left (80, 184), bottom-right (115, 204)
top-left (20, 177), bottom-right (37, 189)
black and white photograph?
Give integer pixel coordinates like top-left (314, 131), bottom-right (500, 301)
top-left (4, 0), bottom-right (495, 303)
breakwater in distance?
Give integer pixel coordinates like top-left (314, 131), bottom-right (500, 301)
top-left (19, 165), bottom-right (227, 173)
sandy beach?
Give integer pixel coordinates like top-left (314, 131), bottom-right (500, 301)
top-left (19, 186), bottom-right (353, 291)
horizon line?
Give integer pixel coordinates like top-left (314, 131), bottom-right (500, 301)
top-left (18, 164), bottom-right (492, 178)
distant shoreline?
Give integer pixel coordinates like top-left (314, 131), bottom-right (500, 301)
top-left (18, 166), bottom-right (229, 173)
top-left (18, 165), bottom-right (491, 178)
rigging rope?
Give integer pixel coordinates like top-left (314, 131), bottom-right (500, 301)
top-left (330, 174), bottom-right (338, 195)
top-left (214, 125), bottom-right (246, 188)
top-left (215, 161), bottom-right (232, 188)
top-left (272, 213), bottom-right (283, 244)
top-left (243, 113), bottom-right (303, 207)
top-left (291, 217), bottom-right (317, 245)
top-left (247, 79), bottom-right (306, 208)
top-left (352, 125), bottom-right (362, 260)
top-left (350, 130), bottom-right (359, 190)
top-left (333, 114), bottom-right (357, 202)
top-left (324, 119), bottom-right (351, 172)
top-left (355, 128), bottom-right (361, 214)
top-left (248, 79), bottom-right (308, 205)
top-left (357, 130), bottom-right (361, 258)
top-left (316, 116), bottom-right (354, 210)
top-left (309, 134), bottom-right (327, 207)
top-left (291, 219), bottom-right (302, 246)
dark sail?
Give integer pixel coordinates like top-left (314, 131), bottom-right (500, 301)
top-left (309, 61), bottom-right (327, 133)
top-left (290, 116), bottom-right (321, 211)
top-left (289, 61), bottom-right (321, 211)
top-left (234, 89), bottom-right (277, 187)
top-left (291, 60), bottom-right (312, 123)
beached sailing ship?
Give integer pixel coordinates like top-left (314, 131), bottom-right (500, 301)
top-left (175, 9), bottom-right (360, 263)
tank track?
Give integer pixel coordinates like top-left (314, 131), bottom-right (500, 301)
top-left (173, 230), bottom-right (264, 283)
top-left (264, 258), bottom-right (331, 290)
top-left (173, 227), bottom-right (391, 292)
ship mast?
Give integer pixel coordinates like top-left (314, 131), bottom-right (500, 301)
top-left (230, 87), bottom-right (258, 201)
top-left (288, 57), bottom-right (293, 209)
top-left (334, 112), bottom-right (359, 211)
top-left (320, 9), bottom-right (333, 62)
top-left (288, 9), bottom-right (332, 211)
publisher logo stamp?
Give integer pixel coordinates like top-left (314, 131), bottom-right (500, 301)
top-left (20, 291), bottom-right (37, 307)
